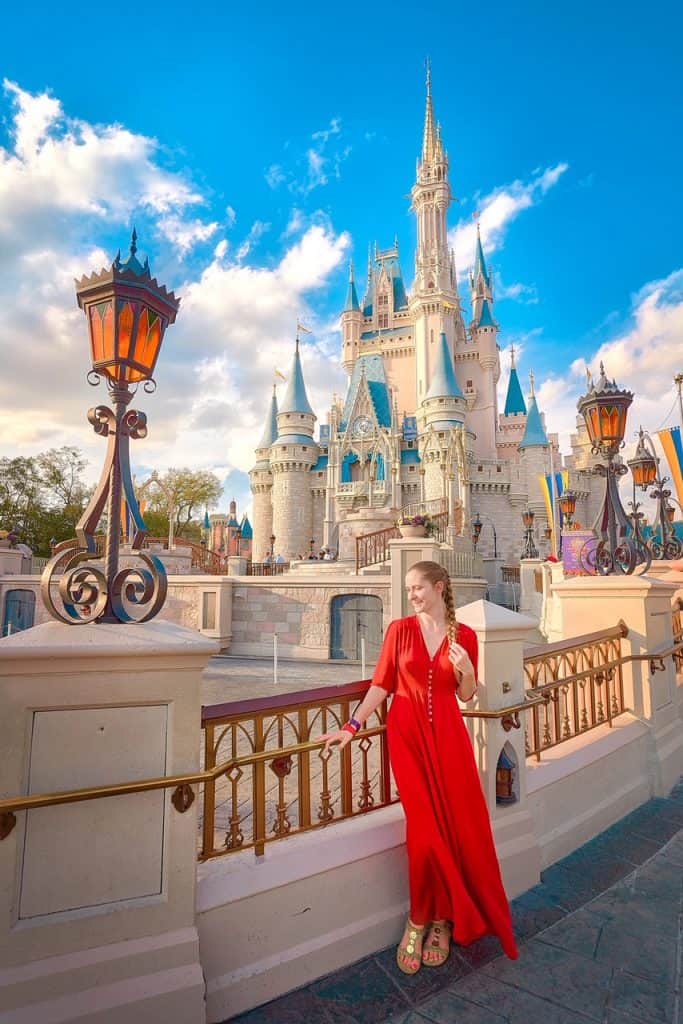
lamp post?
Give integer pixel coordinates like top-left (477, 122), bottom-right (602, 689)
top-left (309, 537), bottom-right (315, 557)
top-left (472, 513), bottom-right (483, 552)
top-left (521, 509), bottom-right (538, 559)
top-left (269, 534), bottom-right (276, 558)
top-left (472, 511), bottom-right (497, 557)
top-left (557, 488), bottom-right (577, 557)
top-left (40, 231), bottom-right (180, 623)
top-left (577, 363), bottom-right (641, 574)
top-left (627, 427), bottom-right (682, 560)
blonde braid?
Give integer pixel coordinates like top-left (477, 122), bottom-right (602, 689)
top-left (442, 573), bottom-right (458, 648)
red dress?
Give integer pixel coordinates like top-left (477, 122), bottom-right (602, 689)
top-left (372, 615), bottom-right (518, 959)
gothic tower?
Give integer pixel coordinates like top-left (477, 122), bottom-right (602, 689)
top-left (467, 224), bottom-right (501, 459)
top-left (340, 261), bottom-right (362, 375)
top-left (269, 339), bottom-right (318, 560)
top-left (409, 65), bottom-right (465, 408)
top-left (249, 384), bottom-right (278, 561)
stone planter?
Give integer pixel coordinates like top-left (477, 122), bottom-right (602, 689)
top-left (399, 524), bottom-right (427, 538)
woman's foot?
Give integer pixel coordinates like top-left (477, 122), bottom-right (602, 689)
top-left (422, 920), bottom-right (450, 967)
top-left (396, 920), bottom-right (425, 974)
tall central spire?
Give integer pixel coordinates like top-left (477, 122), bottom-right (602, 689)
top-left (422, 59), bottom-right (437, 164)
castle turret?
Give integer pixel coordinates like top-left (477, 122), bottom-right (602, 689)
top-left (249, 384), bottom-right (278, 561)
top-left (270, 338), bottom-right (319, 560)
top-left (409, 65), bottom-right (465, 407)
top-left (503, 344), bottom-right (526, 417)
top-left (341, 261), bottom-right (362, 375)
top-left (419, 331), bottom-right (468, 505)
top-left (518, 371), bottom-right (554, 540)
top-left (467, 223), bottom-right (500, 459)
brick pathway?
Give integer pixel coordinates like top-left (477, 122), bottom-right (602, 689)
top-left (229, 779), bottom-right (683, 1023)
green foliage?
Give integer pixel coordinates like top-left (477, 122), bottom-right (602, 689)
top-left (144, 468), bottom-right (222, 538)
top-left (0, 447), bottom-right (91, 556)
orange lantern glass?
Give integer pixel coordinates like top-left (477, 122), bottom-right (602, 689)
top-left (76, 231), bottom-right (179, 385)
top-left (577, 363), bottom-right (633, 457)
top-left (627, 429), bottom-right (658, 492)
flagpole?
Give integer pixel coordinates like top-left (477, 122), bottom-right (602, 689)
top-left (549, 441), bottom-right (559, 558)
top-left (675, 374), bottom-right (683, 431)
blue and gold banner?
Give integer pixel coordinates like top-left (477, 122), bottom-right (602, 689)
top-left (537, 469), bottom-right (569, 532)
top-left (656, 426), bottom-right (683, 509)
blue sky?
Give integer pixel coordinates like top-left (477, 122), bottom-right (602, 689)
top-left (1, 0), bottom-right (682, 516)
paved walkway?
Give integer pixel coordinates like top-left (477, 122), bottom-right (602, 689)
top-left (202, 654), bottom-right (374, 705)
top-left (230, 778), bottom-right (683, 1024)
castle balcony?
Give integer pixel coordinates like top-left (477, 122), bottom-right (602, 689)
top-left (337, 481), bottom-right (389, 510)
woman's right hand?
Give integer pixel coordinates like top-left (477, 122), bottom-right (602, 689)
top-left (320, 729), bottom-right (353, 755)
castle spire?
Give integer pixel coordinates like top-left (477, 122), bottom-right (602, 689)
top-left (279, 337), bottom-right (314, 416)
top-left (473, 221), bottom-right (490, 288)
top-left (422, 59), bottom-right (437, 164)
top-left (425, 332), bottom-right (463, 400)
top-left (518, 372), bottom-right (548, 449)
top-left (343, 259), bottom-right (360, 312)
top-left (257, 382), bottom-right (279, 448)
top-left (503, 344), bottom-right (526, 415)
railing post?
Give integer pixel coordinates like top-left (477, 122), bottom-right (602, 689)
top-left (551, 575), bottom-right (683, 796)
top-left (457, 599), bottom-right (542, 896)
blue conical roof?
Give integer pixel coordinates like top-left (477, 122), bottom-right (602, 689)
top-left (240, 515), bottom-right (253, 540)
top-left (343, 263), bottom-right (360, 312)
top-left (203, 509), bottom-right (210, 530)
top-left (279, 340), bottom-right (314, 416)
top-left (425, 333), bottom-right (463, 400)
top-left (476, 298), bottom-right (496, 328)
top-left (504, 366), bottom-right (526, 415)
top-left (473, 228), bottom-right (490, 287)
top-left (518, 395), bottom-right (548, 449)
top-left (257, 386), bottom-right (279, 448)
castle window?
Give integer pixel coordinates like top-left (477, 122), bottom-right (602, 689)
top-left (466, 380), bottom-right (473, 389)
top-left (496, 465), bottom-right (501, 473)
top-left (378, 313), bottom-right (389, 329)
top-left (409, 466), bottom-right (415, 472)
top-left (378, 293), bottom-right (388, 307)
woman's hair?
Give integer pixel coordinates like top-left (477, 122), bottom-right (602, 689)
top-left (409, 560), bottom-right (457, 646)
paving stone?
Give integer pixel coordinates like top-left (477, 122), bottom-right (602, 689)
top-left (230, 988), bottom-right (333, 1023)
top-left (421, 973), bottom-right (591, 1023)
top-left (587, 885), bottom-right (680, 934)
top-left (480, 937), bottom-right (613, 1020)
top-left (510, 886), bottom-right (567, 941)
top-left (452, 933), bottom-right (504, 971)
top-left (608, 967), bottom-right (676, 1022)
top-left (374, 940), bottom-right (471, 1006)
top-left (536, 908), bottom-right (604, 958)
top-left (593, 917), bottom-right (677, 984)
top-left (538, 863), bottom-right (607, 911)
top-left (311, 956), bottom-right (411, 1023)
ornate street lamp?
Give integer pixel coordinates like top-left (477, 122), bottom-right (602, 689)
top-left (543, 526), bottom-right (553, 542)
top-left (577, 363), bottom-right (641, 575)
top-left (40, 232), bottom-right (180, 623)
top-left (472, 513), bottom-right (482, 552)
top-left (521, 509), bottom-right (538, 559)
top-left (627, 427), bottom-right (682, 560)
top-left (558, 489), bottom-right (577, 529)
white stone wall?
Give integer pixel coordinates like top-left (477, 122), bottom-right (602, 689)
top-left (271, 467), bottom-right (313, 561)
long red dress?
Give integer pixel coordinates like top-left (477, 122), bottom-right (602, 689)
top-left (372, 614), bottom-right (518, 959)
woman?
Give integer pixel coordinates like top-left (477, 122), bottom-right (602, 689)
top-left (322, 560), bottom-right (517, 973)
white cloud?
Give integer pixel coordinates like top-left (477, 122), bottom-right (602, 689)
top-left (265, 118), bottom-right (351, 196)
top-left (0, 82), bottom-right (350, 515)
top-left (532, 269), bottom-right (683, 458)
top-left (449, 163), bottom-right (568, 279)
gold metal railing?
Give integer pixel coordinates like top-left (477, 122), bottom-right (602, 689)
top-left (523, 622), bottom-right (629, 760)
top-left (246, 561), bottom-right (291, 576)
top-left (673, 599), bottom-right (683, 673)
top-left (355, 525), bottom-right (401, 572)
top-left (199, 681), bottom-right (394, 858)
top-left (3, 620), bottom-right (682, 856)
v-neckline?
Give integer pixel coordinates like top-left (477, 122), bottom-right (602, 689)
top-left (415, 616), bottom-right (448, 662)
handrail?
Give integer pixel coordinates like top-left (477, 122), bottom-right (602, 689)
top-left (524, 621), bottom-right (629, 659)
top-left (0, 694), bottom-right (545, 825)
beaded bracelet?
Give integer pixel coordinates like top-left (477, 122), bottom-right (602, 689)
top-left (342, 717), bottom-right (361, 736)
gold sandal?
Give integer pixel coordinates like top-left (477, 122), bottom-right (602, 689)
top-left (396, 919), bottom-right (426, 975)
top-left (422, 920), bottom-right (450, 967)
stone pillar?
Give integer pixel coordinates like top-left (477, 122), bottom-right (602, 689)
top-left (389, 537), bottom-right (442, 618)
top-left (551, 575), bottom-right (683, 796)
top-left (457, 600), bottom-right (542, 897)
top-left (0, 619), bottom-right (218, 1023)
top-left (519, 557), bottom-right (544, 619)
top-left (228, 555), bottom-right (248, 576)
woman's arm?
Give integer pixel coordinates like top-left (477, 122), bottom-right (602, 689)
top-left (449, 642), bottom-right (477, 701)
top-left (321, 684), bottom-right (390, 753)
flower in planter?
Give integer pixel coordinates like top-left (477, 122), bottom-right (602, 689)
top-left (397, 513), bottom-right (435, 535)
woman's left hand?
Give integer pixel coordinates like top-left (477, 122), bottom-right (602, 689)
top-left (449, 642), bottom-right (477, 700)
top-left (448, 641), bottom-right (473, 677)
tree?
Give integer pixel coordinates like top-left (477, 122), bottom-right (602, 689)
top-left (145, 468), bottom-right (222, 539)
top-left (0, 447), bottom-right (91, 555)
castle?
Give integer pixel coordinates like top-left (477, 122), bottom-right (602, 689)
top-left (250, 70), bottom-right (603, 565)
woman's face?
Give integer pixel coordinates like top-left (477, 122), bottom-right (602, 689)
top-left (405, 569), bottom-right (443, 615)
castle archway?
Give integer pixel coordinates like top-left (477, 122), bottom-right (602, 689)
top-left (330, 594), bottom-right (383, 663)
